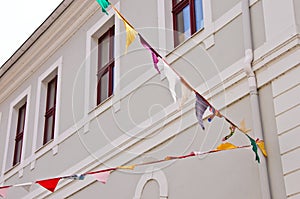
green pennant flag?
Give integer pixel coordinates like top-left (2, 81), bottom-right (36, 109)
top-left (96, 0), bottom-right (110, 15)
top-left (246, 134), bottom-right (260, 163)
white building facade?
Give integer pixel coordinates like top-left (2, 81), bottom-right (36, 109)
top-left (0, 0), bottom-right (299, 198)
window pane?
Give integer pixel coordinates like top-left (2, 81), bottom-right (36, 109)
top-left (13, 140), bottom-right (22, 165)
top-left (17, 105), bottom-right (26, 134)
top-left (47, 81), bottom-right (56, 109)
top-left (100, 72), bottom-right (109, 102)
top-left (176, 5), bottom-right (191, 44)
top-left (99, 35), bottom-right (110, 68)
top-left (44, 115), bottom-right (54, 143)
top-left (194, 0), bottom-right (204, 31)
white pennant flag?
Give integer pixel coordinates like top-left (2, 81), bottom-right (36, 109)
top-left (180, 82), bottom-right (192, 108)
top-left (163, 62), bottom-right (180, 103)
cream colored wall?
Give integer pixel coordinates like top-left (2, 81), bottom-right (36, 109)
top-left (272, 64), bottom-right (300, 198)
top-left (0, 0), bottom-right (299, 198)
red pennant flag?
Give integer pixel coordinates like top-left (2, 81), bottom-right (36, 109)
top-left (36, 178), bottom-right (61, 192)
top-left (0, 186), bottom-right (10, 198)
top-left (93, 171), bottom-right (111, 184)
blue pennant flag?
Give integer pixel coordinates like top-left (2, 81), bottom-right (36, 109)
top-left (195, 93), bottom-right (209, 130)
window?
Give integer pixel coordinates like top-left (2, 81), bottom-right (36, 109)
top-left (172, 0), bottom-right (204, 46)
top-left (97, 26), bottom-right (115, 105)
top-left (43, 75), bottom-right (57, 145)
top-left (13, 103), bottom-right (26, 166)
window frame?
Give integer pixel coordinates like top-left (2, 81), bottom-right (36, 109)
top-left (172, 0), bottom-right (203, 46)
top-left (97, 25), bottom-right (115, 105)
top-left (43, 75), bottom-right (58, 145)
top-left (13, 103), bottom-right (27, 166)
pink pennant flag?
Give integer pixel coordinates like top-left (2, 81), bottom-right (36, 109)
top-left (93, 171), bottom-right (111, 184)
top-left (139, 34), bottom-right (161, 74)
top-left (0, 186), bottom-right (10, 198)
top-left (36, 178), bottom-right (61, 192)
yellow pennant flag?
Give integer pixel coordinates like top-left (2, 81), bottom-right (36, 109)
top-left (256, 140), bottom-right (267, 157)
top-left (216, 142), bottom-right (237, 150)
top-left (115, 10), bottom-right (137, 52)
top-left (117, 165), bottom-right (136, 170)
top-left (124, 22), bottom-right (137, 52)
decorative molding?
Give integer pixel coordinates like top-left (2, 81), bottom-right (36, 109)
top-left (133, 168), bottom-right (168, 199)
top-left (0, 0), bottom-right (95, 104)
top-left (203, 34), bottom-right (215, 49)
top-left (1, 86), bottom-right (31, 179)
top-left (32, 56), bottom-right (63, 162)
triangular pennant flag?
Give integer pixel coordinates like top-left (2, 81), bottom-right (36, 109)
top-left (62, 174), bottom-right (85, 181)
top-left (124, 22), bottom-right (137, 52)
top-left (163, 62), bottom-right (180, 102)
top-left (115, 10), bottom-right (137, 52)
top-left (180, 81), bottom-right (192, 108)
top-left (93, 171), bottom-right (111, 184)
top-left (256, 140), bottom-right (267, 157)
top-left (139, 35), bottom-right (161, 74)
top-left (240, 119), bottom-right (251, 133)
top-left (195, 92), bottom-right (209, 130)
top-left (117, 165), bottom-right (136, 170)
top-left (36, 178), bottom-right (61, 192)
top-left (216, 142), bottom-right (237, 150)
top-left (22, 184), bottom-right (32, 192)
top-left (96, 0), bottom-right (110, 15)
top-left (246, 134), bottom-right (260, 163)
top-left (0, 186), bottom-right (10, 198)
top-left (207, 107), bottom-right (222, 122)
top-left (14, 183), bottom-right (33, 192)
top-left (222, 125), bottom-right (236, 141)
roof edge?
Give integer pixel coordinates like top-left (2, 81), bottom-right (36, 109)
top-left (0, 0), bottom-right (74, 78)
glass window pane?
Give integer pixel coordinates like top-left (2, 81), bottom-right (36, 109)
top-left (176, 5), bottom-right (191, 44)
top-left (100, 72), bottom-right (109, 102)
top-left (45, 115), bottom-right (54, 143)
top-left (17, 106), bottom-right (26, 134)
top-left (48, 81), bottom-right (56, 109)
top-left (14, 140), bottom-right (22, 165)
top-left (99, 35), bottom-right (110, 68)
top-left (194, 0), bottom-right (204, 31)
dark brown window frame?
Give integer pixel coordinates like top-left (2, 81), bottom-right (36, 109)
top-left (97, 26), bottom-right (115, 105)
top-left (13, 103), bottom-right (26, 166)
top-left (172, 0), bottom-right (203, 46)
top-left (43, 75), bottom-right (57, 145)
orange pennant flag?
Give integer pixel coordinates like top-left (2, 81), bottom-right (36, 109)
top-left (216, 142), bottom-right (237, 150)
top-left (117, 165), bottom-right (136, 170)
top-left (256, 140), bottom-right (267, 157)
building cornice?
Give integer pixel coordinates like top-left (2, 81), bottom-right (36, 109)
top-left (0, 0), bottom-right (99, 103)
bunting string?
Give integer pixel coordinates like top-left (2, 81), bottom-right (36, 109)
top-left (0, 142), bottom-right (265, 197)
top-left (105, 2), bottom-right (256, 138)
top-left (0, 1), bottom-right (269, 198)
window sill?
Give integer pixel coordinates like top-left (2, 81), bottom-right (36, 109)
top-left (89, 95), bottom-right (114, 116)
top-left (166, 27), bottom-right (205, 57)
top-left (35, 139), bottom-right (54, 153)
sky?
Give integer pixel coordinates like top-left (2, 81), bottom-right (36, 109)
top-left (0, 0), bottom-right (64, 67)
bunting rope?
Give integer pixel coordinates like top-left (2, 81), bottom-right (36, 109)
top-left (101, 2), bottom-right (258, 142)
top-left (0, 142), bottom-right (266, 197)
top-left (0, 1), bottom-right (268, 197)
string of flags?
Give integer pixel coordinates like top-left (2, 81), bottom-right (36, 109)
top-left (96, 0), bottom-right (265, 158)
top-left (0, 141), bottom-right (267, 198)
top-left (0, 1), bottom-right (269, 197)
